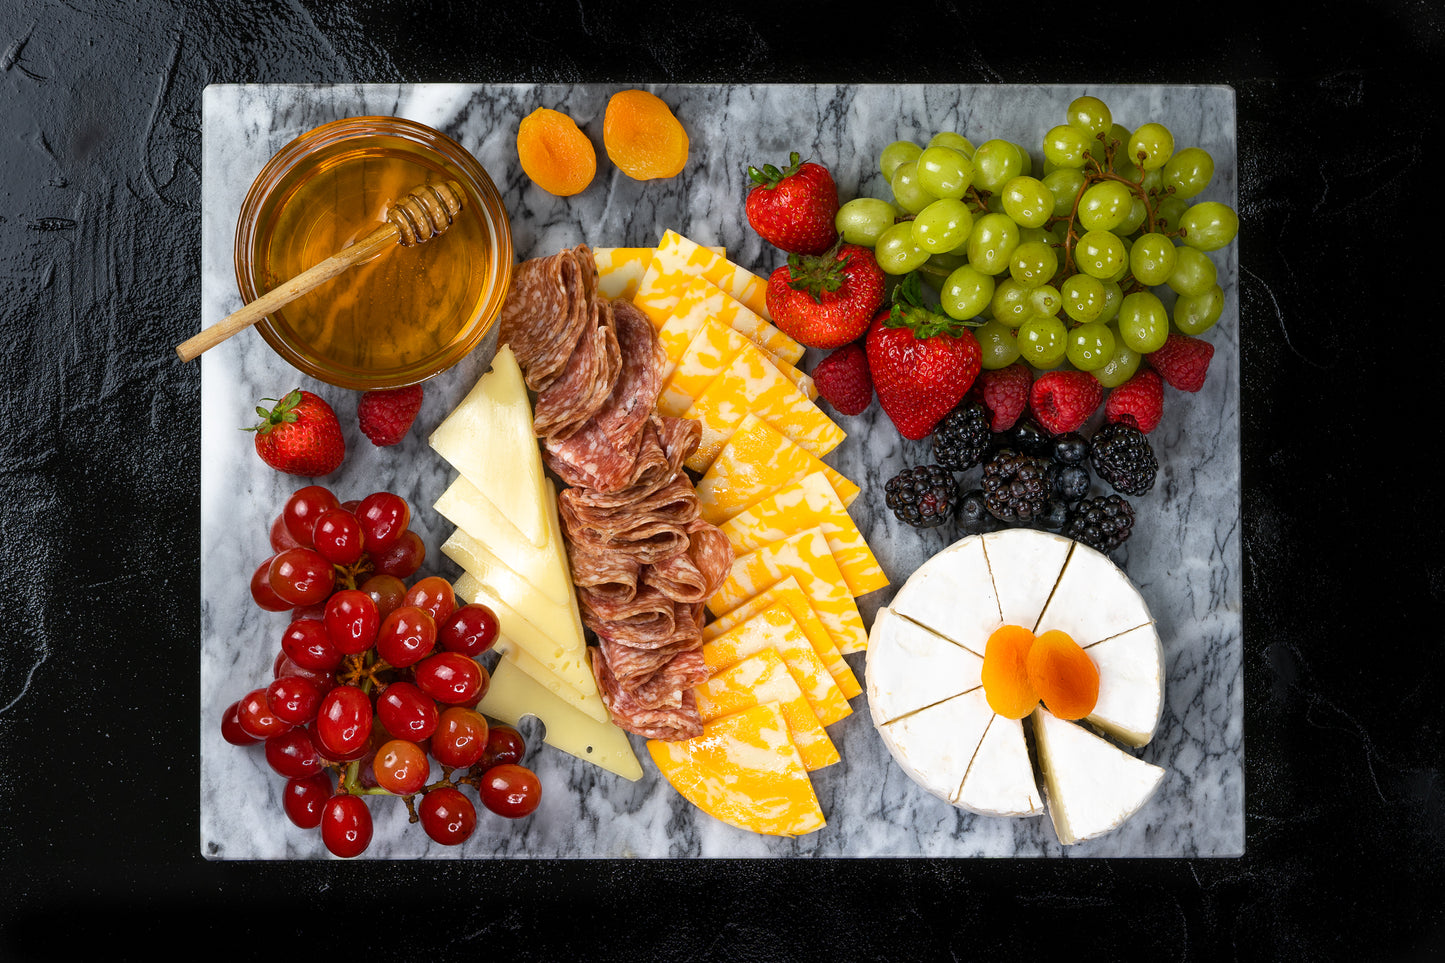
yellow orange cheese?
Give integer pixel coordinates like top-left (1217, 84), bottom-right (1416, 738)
top-left (593, 245), bottom-right (723, 301)
top-left (694, 413), bottom-right (859, 526)
top-left (647, 702), bottom-right (825, 837)
top-left (695, 648), bottom-right (839, 772)
top-left (701, 602), bottom-right (852, 727)
top-left (709, 527), bottom-right (869, 655)
top-left (632, 229), bottom-right (772, 325)
top-left (702, 575), bottom-right (861, 700)
top-left (658, 316), bottom-right (812, 419)
top-left (718, 471), bottom-right (888, 599)
top-left (658, 274), bottom-right (804, 367)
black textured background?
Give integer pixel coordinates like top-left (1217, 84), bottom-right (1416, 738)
top-left (2, 1), bottom-right (1441, 959)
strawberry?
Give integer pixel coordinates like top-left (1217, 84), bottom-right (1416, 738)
top-left (977, 363), bottom-right (1032, 432)
top-left (745, 151), bottom-right (839, 255)
top-left (1147, 332), bottom-right (1215, 392)
top-left (358, 384), bottom-right (425, 447)
top-left (1030, 370), bottom-right (1104, 436)
top-left (765, 243), bottom-right (885, 350)
top-left (865, 275), bottom-right (981, 441)
top-left (812, 342), bottom-right (873, 416)
top-left (1104, 368), bottom-right (1165, 434)
top-left (248, 389), bottom-right (345, 477)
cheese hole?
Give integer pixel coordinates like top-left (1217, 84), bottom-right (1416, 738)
top-left (980, 624), bottom-right (1039, 719)
top-left (1026, 629), bottom-right (1099, 720)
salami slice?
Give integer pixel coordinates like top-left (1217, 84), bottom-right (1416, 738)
top-left (498, 244), bottom-right (597, 392)
top-left (532, 298), bottom-right (622, 441)
top-left (590, 647), bottom-right (703, 741)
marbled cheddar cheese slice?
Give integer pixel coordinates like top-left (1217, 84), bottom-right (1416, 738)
top-left (695, 649), bottom-right (839, 772)
top-left (702, 575), bottom-right (860, 700)
top-left (632, 229), bottom-right (771, 326)
top-left (664, 274), bottom-right (804, 365)
top-left (718, 471), bottom-right (888, 598)
top-left (478, 653), bottom-right (641, 780)
top-left (709, 527), bottom-right (869, 655)
top-left (701, 602), bottom-right (851, 727)
top-left (695, 413), bottom-right (860, 526)
top-left (594, 245), bottom-right (723, 301)
top-left (658, 309), bottom-right (812, 411)
top-left (648, 702), bottom-right (823, 837)
top-left (682, 339), bottom-right (844, 473)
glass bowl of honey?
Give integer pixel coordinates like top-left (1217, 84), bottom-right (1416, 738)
top-left (234, 116), bottom-right (512, 390)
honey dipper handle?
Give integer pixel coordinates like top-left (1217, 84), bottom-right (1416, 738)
top-left (174, 224), bottom-right (400, 362)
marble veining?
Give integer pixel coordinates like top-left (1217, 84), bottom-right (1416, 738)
top-left (199, 83), bottom-right (1241, 859)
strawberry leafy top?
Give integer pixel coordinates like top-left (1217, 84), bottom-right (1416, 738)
top-left (882, 273), bottom-right (977, 338)
top-left (246, 389), bottom-right (307, 436)
top-left (747, 150), bottom-right (808, 189)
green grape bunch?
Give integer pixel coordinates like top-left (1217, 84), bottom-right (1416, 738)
top-left (834, 95), bottom-right (1237, 381)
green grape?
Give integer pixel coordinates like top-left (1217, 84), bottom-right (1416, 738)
top-left (1018, 315), bottom-right (1068, 368)
top-left (1115, 195), bottom-right (1148, 236)
top-left (1077, 181), bottom-right (1134, 232)
top-left (1129, 232), bottom-right (1178, 287)
top-left (1173, 284), bottom-right (1225, 335)
top-left (1109, 235), bottom-right (1134, 284)
top-left (972, 139), bottom-right (1025, 192)
top-left (929, 131), bottom-right (976, 158)
top-left (911, 197), bottom-right (975, 253)
top-left (916, 146), bottom-right (975, 200)
top-left (1017, 148), bottom-right (1033, 177)
top-left (975, 318), bottom-right (1022, 369)
top-left (1042, 124), bottom-right (1091, 168)
top-left (835, 197), bottom-right (899, 247)
top-left (999, 176), bottom-right (1055, 228)
top-left (1087, 123), bottom-right (1132, 165)
top-left (942, 263), bottom-right (996, 320)
top-left (1162, 146), bottom-right (1214, 199)
top-left (1020, 226), bottom-right (1056, 246)
top-left (1009, 240), bottom-right (1058, 287)
top-left (889, 161), bottom-right (936, 215)
top-left (1097, 279), bottom-right (1124, 323)
top-left (990, 277), bottom-right (1033, 328)
top-left (1042, 168), bottom-right (1087, 217)
top-left (1028, 284), bottom-right (1062, 318)
top-left (880, 140), bottom-right (922, 181)
top-left (1066, 322), bottom-right (1116, 371)
top-left (1179, 201), bottom-right (1239, 251)
top-left (926, 251), bottom-right (970, 275)
top-left (1128, 122), bottom-right (1175, 171)
top-left (874, 221), bottom-right (930, 274)
top-left (1117, 291), bottom-right (1170, 353)
top-left (1066, 95), bottom-right (1112, 136)
top-left (966, 212), bottom-right (1021, 276)
top-left (1075, 229), bottom-right (1126, 279)
top-left (1167, 246), bottom-right (1217, 297)
top-left (1091, 331), bottom-right (1142, 387)
top-left (1061, 273), bottom-right (1106, 322)
top-left (1154, 195), bottom-right (1188, 234)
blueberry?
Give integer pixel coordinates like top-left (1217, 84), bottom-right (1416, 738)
top-left (1009, 418), bottom-right (1053, 456)
top-left (957, 489), bottom-right (999, 535)
top-left (1052, 464), bottom-right (1091, 503)
top-left (1052, 432), bottom-right (1090, 465)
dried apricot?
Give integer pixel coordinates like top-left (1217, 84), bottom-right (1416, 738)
top-left (516, 107), bottom-right (596, 196)
top-left (1026, 629), bottom-right (1099, 721)
top-left (980, 624), bottom-right (1038, 719)
top-left (603, 89), bottom-right (689, 181)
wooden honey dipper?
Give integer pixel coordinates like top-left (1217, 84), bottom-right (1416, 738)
top-left (175, 180), bottom-right (466, 362)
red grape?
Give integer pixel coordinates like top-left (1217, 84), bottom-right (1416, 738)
top-left (269, 513), bottom-right (303, 553)
top-left (403, 576), bottom-right (456, 624)
top-left (430, 706), bottom-right (488, 769)
top-left (264, 726), bottom-right (324, 779)
top-left (236, 687), bottom-right (293, 740)
top-left (321, 793), bottom-right (373, 858)
top-left (266, 675), bottom-right (323, 725)
top-left (323, 589), bottom-right (380, 656)
top-left (250, 557), bottom-right (292, 612)
top-left (376, 681), bottom-right (439, 742)
top-left (375, 605), bottom-right (436, 668)
top-left (220, 699), bottom-right (259, 746)
top-left (371, 529), bottom-right (425, 579)
top-left (291, 602), bottom-right (326, 621)
top-left (281, 618), bottom-right (342, 673)
top-left (273, 653), bottom-right (336, 693)
top-left (268, 547), bottom-right (336, 607)
top-left (438, 603), bottom-right (499, 657)
top-left (360, 573), bottom-right (408, 622)
top-left (475, 723), bottom-right (527, 771)
top-left (313, 685), bottom-right (374, 760)
top-left (355, 491), bottom-right (410, 553)
top-left (283, 485), bottom-right (340, 547)
top-left (313, 507), bottom-right (365, 565)
top-left (282, 772), bottom-right (332, 829)
top-left (374, 739), bottom-right (430, 796)
top-left (479, 764), bottom-right (543, 819)
top-left (413, 652), bottom-right (486, 706)
top-left (418, 786), bottom-right (476, 845)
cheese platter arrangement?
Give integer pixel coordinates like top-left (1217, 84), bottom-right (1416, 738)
top-left (198, 83), bottom-right (1241, 858)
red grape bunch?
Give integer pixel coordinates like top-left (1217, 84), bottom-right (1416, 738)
top-left (221, 484), bottom-right (544, 857)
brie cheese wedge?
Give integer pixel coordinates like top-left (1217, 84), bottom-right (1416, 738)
top-left (1032, 706), bottom-right (1165, 845)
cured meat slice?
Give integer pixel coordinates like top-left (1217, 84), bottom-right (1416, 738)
top-left (591, 647), bottom-right (703, 741)
top-left (532, 298), bottom-right (622, 441)
top-left (498, 244), bottom-right (597, 392)
top-left (643, 521), bottom-right (734, 605)
top-left (565, 538), bottom-right (643, 603)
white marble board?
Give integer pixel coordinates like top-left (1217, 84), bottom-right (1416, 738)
top-left (199, 83), bottom-right (1242, 859)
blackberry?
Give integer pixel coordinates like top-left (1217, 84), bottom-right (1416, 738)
top-left (1052, 463), bottom-right (1091, 503)
top-left (1063, 494), bottom-right (1136, 552)
top-left (1051, 432), bottom-right (1090, 465)
top-left (933, 401), bottom-right (994, 471)
top-left (1089, 422), bottom-right (1158, 496)
top-left (957, 488), bottom-right (1000, 535)
top-left (980, 449), bottom-right (1054, 523)
top-left (885, 465), bottom-right (958, 529)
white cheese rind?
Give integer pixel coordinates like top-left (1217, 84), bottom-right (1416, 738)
top-left (866, 607), bottom-right (984, 726)
top-left (1032, 707), bottom-right (1165, 845)
top-left (876, 688), bottom-right (994, 805)
top-left (888, 536), bottom-right (1000, 656)
top-left (979, 528), bottom-right (1073, 630)
top-left (1036, 539), bottom-right (1154, 645)
top-left (1083, 623), bottom-right (1165, 747)
top-left (955, 714), bottom-right (1044, 817)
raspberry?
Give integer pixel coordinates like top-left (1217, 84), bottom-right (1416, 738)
top-left (811, 342), bottom-right (873, 416)
top-left (1104, 368), bottom-right (1165, 434)
top-left (1147, 333), bottom-right (1214, 392)
top-left (1029, 370), bottom-right (1103, 436)
top-left (358, 384), bottom-right (424, 447)
top-left (978, 363), bottom-right (1031, 432)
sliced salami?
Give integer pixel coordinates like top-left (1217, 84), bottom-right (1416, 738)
top-left (498, 244), bottom-right (596, 392)
top-left (532, 298), bottom-right (622, 441)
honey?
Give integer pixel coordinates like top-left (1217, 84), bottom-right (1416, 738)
top-left (235, 117), bottom-right (512, 390)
